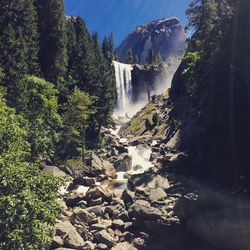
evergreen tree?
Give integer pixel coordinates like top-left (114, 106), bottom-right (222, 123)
top-left (35, 0), bottom-right (67, 89)
top-left (0, 0), bottom-right (40, 102)
top-left (126, 48), bottom-right (134, 64)
top-left (63, 88), bottom-right (95, 161)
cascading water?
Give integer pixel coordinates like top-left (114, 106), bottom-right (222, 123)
top-left (113, 61), bottom-right (133, 117)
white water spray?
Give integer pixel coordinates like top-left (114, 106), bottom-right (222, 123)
top-left (113, 61), bottom-right (133, 117)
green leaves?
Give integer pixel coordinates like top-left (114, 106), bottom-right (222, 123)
top-left (15, 76), bottom-right (62, 159)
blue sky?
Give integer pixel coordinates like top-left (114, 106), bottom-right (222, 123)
top-left (64, 0), bottom-right (191, 46)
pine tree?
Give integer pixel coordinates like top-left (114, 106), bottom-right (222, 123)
top-left (0, 0), bottom-right (40, 102)
top-left (35, 0), bottom-right (67, 88)
top-left (126, 48), bottom-right (134, 64)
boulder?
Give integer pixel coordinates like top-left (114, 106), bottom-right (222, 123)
top-left (89, 197), bottom-right (103, 206)
top-left (148, 187), bottom-right (167, 202)
top-left (42, 166), bottom-right (67, 177)
top-left (121, 189), bottom-right (135, 205)
top-left (97, 243), bottom-right (108, 250)
top-left (129, 171), bottom-right (170, 190)
top-left (86, 206), bottom-right (104, 217)
top-left (186, 208), bottom-right (250, 250)
top-left (111, 242), bottom-right (136, 250)
top-left (112, 219), bottom-right (125, 230)
top-left (91, 153), bottom-right (104, 176)
top-left (83, 241), bottom-right (96, 250)
top-left (95, 230), bottom-right (116, 248)
top-left (73, 207), bottom-right (96, 224)
top-left (116, 155), bottom-right (132, 172)
top-left (128, 200), bottom-right (163, 222)
top-left (52, 236), bottom-right (64, 248)
top-left (86, 186), bottom-right (113, 202)
top-left (55, 220), bottom-right (85, 248)
top-left (103, 160), bottom-right (117, 179)
top-left (73, 176), bottom-right (95, 187)
top-left (90, 220), bottom-right (112, 231)
top-left (65, 192), bottom-right (85, 208)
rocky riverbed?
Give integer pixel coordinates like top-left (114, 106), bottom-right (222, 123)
top-left (45, 116), bottom-right (250, 250)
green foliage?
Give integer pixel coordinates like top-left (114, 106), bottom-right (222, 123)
top-left (35, 0), bottom-right (67, 88)
top-left (0, 162), bottom-right (61, 250)
top-left (0, 95), bottom-right (30, 164)
top-left (15, 76), bottom-right (62, 159)
top-left (126, 48), bottom-right (134, 64)
top-left (63, 88), bottom-right (95, 160)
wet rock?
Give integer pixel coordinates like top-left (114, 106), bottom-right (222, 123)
top-left (133, 164), bottom-right (143, 171)
top-left (95, 230), bottom-right (116, 248)
top-left (116, 155), bottom-right (132, 172)
top-left (103, 160), bottom-right (117, 179)
top-left (148, 187), bottom-right (167, 202)
top-left (133, 237), bottom-right (146, 248)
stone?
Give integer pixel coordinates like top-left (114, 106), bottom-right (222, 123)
top-left (83, 241), bottom-right (96, 250)
top-left (128, 200), bottom-right (163, 222)
top-left (90, 220), bottom-right (112, 231)
top-left (111, 242), bottom-right (136, 250)
top-left (64, 231), bottom-right (85, 249)
top-left (129, 171), bottom-right (170, 190)
top-left (65, 192), bottom-right (85, 208)
top-left (123, 231), bottom-right (134, 243)
top-left (187, 208), bottom-right (250, 250)
top-left (89, 197), bottom-right (103, 206)
top-left (73, 176), bottom-right (95, 187)
top-left (95, 230), bottom-right (116, 248)
top-left (121, 189), bottom-right (135, 204)
top-left (86, 206), bottom-right (104, 217)
top-left (133, 165), bottom-right (143, 171)
top-left (73, 207), bottom-right (96, 224)
top-left (42, 165), bottom-right (67, 177)
top-left (52, 236), bottom-right (64, 248)
top-left (91, 153), bottom-right (104, 176)
top-left (148, 187), bottom-right (167, 202)
top-left (86, 186), bottom-right (113, 202)
top-left (112, 219), bottom-right (125, 230)
top-left (97, 243), bottom-right (108, 250)
top-left (116, 155), bottom-right (132, 172)
top-left (103, 160), bottom-right (117, 179)
top-left (55, 220), bottom-right (85, 248)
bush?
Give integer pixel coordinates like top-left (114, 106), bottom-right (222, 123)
top-left (0, 162), bottom-right (61, 250)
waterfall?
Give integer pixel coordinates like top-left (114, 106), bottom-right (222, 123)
top-left (113, 61), bottom-right (133, 116)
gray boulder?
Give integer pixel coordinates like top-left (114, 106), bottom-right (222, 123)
top-left (95, 230), bottom-right (116, 248)
top-left (148, 187), bottom-right (167, 202)
top-left (187, 208), bottom-right (250, 250)
top-left (42, 166), bottom-right (67, 177)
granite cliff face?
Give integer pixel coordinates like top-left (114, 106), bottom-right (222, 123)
top-left (116, 17), bottom-right (186, 64)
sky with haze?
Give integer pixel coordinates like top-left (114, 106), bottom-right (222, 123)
top-left (65, 0), bottom-right (191, 46)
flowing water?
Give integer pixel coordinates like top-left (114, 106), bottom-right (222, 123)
top-left (113, 61), bottom-right (133, 117)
